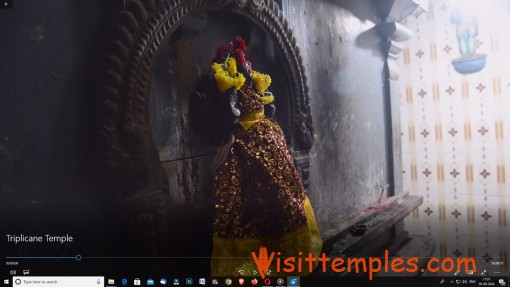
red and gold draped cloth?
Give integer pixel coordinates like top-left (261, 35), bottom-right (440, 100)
top-left (211, 85), bottom-right (322, 276)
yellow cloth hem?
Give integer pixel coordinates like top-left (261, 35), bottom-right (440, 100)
top-left (238, 109), bottom-right (265, 131)
top-left (211, 197), bottom-right (323, 276)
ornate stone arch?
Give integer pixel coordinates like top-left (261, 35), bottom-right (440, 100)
top-left (97, 0), bottom-right (313, 195)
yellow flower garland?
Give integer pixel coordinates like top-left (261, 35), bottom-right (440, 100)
top-left (251, 71), bottom-right (272, 94)
top-left (260, 93), bottom-right (274, 105)
top-left (211, 57), bottom-right (274, 105)
top-left (226, 57), bottom-right (237, 76)
top-left (212, 57), bottom-right (246, 93)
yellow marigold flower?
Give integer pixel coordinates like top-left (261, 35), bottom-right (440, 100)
top-left (213, 67), bottom-right (246, 92)
top-left (212, 62), bottom-right (224, 74)
top-left (227, 57), bottom-right (237, 76)
top-left (234, 73), bottom-right (246, 90)
top-left (251, 71), bottom-right (272, 94)
top-left (211, 57), bottom-right (246, 92)
top-left (260, 93), bottom-right (274, 105)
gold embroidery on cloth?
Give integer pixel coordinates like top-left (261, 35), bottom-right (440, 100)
top-left (209, 38), bottom-right (322, 276)
top-left (211, 85), bottom-right (323, 276)
top-left (212, 117), bottom-right (308, 238)
top-left (211, 198), bottom-right (322, 276)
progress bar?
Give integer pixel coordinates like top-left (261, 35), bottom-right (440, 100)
top-left (6, 255), bottom-right (83, 261)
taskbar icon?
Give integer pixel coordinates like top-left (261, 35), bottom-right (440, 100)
top-left (101, 276), bottom-right (294, 287)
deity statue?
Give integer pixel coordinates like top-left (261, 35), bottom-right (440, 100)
top-left (190, 36), bottom-right (322, 276)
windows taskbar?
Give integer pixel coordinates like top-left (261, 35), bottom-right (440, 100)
top-left (3, 276), bottom-right (509, 287)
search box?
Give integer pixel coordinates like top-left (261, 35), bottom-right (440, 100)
top-left (12, 277), bottom-right (104, 287)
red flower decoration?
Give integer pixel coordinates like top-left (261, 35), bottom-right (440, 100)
top-left (214, 45), bottom-right (229, 62)
top-left (212, 36), bottom-right (248, 66)
top-left (232, 49), bottom-right (245, 66)
top-left (234, 36), bottom-right (246, 51)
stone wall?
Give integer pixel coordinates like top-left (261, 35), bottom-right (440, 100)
top-left (282, 0), bottom-right (390, 236)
